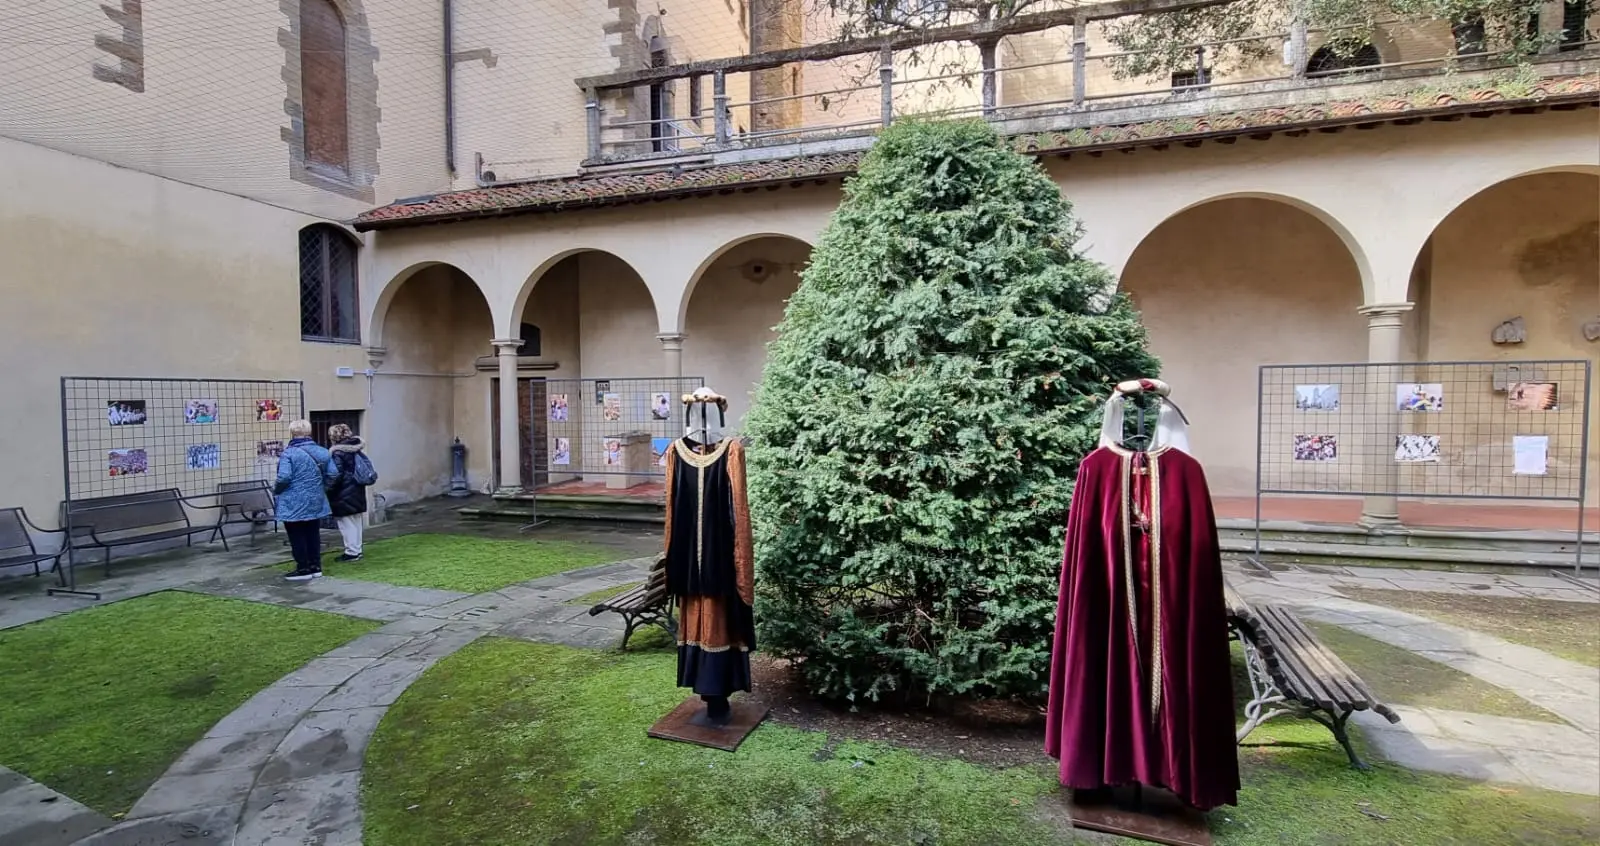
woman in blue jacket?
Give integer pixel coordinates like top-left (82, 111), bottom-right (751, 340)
top-left (275, 419), bottom-right (338, 581)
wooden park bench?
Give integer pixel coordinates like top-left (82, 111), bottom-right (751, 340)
top-left (588, 553), bottom-right (675, 649)
top-left (1225, 581), bottom-right (1401, 769)
top-left (63, 488), bottom-right (229, 575)
top-left (0, 507), bottom-right (68, 582)
top-left (212, 480), bottom-right (278, 545)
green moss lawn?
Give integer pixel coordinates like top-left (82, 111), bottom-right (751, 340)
top-left (1305, 621), bottom-right (1562, 722)
top-left (364, 639), bottom-right (1600, 846)
top-left (1337, 587), bottom-right (1600, 669)
top-left (311, 533), bottom-right (619, 593)
top-left (0, 591), bottom-right (376, 815)
top-left (565, 582), bottom-right (641, 606)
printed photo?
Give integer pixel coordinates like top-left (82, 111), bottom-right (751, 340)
top-left (186, 443), bottom-right (220, 470)
top-left (107, 400), bottom-right (147, 426)
top-left (1395, 434), bottom-right (1441, 463)
top-left (603, 438), bottom-right (623, 466)
top-left (551, 437), bottom-right (571, 466)
top-left (1507, 381), bottom-right (1558, 412)
top-left (1513, 434), bottom-right (1549, 476)
top-left (651, 392), bottom-right (672, 421)
top-left (255, 440), bottom-right (284, 464)
top-left (108, 447), bottom-right (149, 477)
top-left (548, 394), bottom-right (569, 423)
top-left (602, 393), bottom-right (623, 422)
top-left (594, 380), bottom-right (611, 405)
top-left (652, 437), bottom-right (673, 467)
top-left (1292, 434), bottom-right (1338, 462)
top-left (185, 399), bottom-right (218, 424)
top-left (256, 399), bottom-right (283, 422)
top-left (1396, 383), bottom-right (1444, 412)
top-left (1294, 384), bottom-right (1340, 412)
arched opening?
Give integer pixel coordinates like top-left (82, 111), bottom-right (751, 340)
top-left (506, 250), bottom-right (658, 492)
top-left (1119, 198), bottom-right (1367, 498)
top-left (370, 263), bottom-right (494, 501)
top-left (682, 235), bottom-right (811, 431)
top-left (1306, 42), bottom-right (1382, 76)
top-left (1407, 169), bottom-right (1600, 504)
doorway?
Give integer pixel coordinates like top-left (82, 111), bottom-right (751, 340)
top-left (490, 377), bottom-right (548, 489)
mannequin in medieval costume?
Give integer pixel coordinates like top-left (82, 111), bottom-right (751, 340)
top-left (663, 388), bottom-right (756, 727)
top-left (1044, 379), bottom-right (1240, 811)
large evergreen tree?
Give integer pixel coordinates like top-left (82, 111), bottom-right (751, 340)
top-left (744, 119), bottom-right (1159, 704)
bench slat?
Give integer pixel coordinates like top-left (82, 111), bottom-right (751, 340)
top-left (1257, 606), bottom-right (1349, 710)
top-left (1263, 605), bottom-right (1372, 707)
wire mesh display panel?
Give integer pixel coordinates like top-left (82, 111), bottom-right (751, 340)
top-left (537, 377), bottom-right (705, 484)
top-left (1258, 361), bottom-right (1590, 500)
top-left (1255, 360), bottom-right (1592, 570)
top-left (62, 377), bottom-right (306, 503)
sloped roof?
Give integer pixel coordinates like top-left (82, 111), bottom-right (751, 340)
top-left (353, 74), bottom-right (1599, 232)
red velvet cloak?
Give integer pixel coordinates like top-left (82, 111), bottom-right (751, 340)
top-left (1044, 445), bottom-right (1240, 811)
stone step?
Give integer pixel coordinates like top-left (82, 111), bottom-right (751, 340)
top-left (1221, 535), bottom-right (1597, 572)
top-left (458, 502), bottom-right (665, 525)
top-left (1218, 518), bottom-right (1595, 556)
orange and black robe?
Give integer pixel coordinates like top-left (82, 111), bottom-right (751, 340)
top-left (663, 437), bottom-right (756, 696)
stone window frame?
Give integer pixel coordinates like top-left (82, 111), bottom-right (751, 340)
top-left (279, 0), bottom-right (381, 202)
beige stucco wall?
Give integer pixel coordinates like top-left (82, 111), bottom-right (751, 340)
top-left (363, 107), bottom-right (1596, 507)
top-left (1119, 198), bottom-right (1368, 496)
top-left (1416, 172), bottom-right (1600, 502)
top-left (682, 237), bottom-right (807, 431)
top-left (0, 0), bottom-right (448, 218)
top-left (0, 136), bottom-right (368, 521)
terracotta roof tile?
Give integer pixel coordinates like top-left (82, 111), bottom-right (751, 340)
top-left (353, 74), bottom-right (1599, 231)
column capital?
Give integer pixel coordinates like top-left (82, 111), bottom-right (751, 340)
top-left (656, 332), bottom-right (687, 351)
top-left (365, 346), bottom-right (387, 368)
top-left (491, 338), bottom-right (523, 353)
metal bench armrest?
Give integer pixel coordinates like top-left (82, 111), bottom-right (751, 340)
top-left (18, 510), bottom-right (67, 537)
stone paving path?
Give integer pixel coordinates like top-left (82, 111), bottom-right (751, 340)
top-left (1232, 564), bottom-right (1600, 796)
top-left (4, 533), bottom-right (1598, 845)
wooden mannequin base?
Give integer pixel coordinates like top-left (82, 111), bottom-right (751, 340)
top-left (646, 696), bottom-right (769, 752)
top-left (1064, 785), bottom-right (1213, 846)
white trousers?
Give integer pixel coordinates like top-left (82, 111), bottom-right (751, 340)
top-left (335, 515), bottom-right (364, 556)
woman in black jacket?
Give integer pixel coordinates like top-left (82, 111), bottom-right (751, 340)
top-left (326, 424), bottom-right (370, 561)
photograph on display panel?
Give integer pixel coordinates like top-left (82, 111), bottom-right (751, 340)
top-left (187, 443), bottom-right (221, 470)
top-left (1507, 382), bottom-right (1559, 412)
top-left (549, 394), bottom-right (569, 422)
top-left (551, 437), bottom-right (571, 466)
top-left (186, 399), bottom-right (219, 424)
top-left (108, 448), bottom-right (148, 476)
top-left (1294, 384), bottom-right (1340, 411)
top-left (1292, 434), bottom-right (1338, 462)
top-left (1395, 434), bottom-right (1442, 463)
top-left (1396, 383), bottom-right (1444, 412)
top-left (107, 400), bottom-right (147, 426)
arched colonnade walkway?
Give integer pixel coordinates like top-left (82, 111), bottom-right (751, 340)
top-left (363, 110), bottom-right (1598, 519)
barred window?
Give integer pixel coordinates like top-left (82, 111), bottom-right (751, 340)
top-left (300, 224), bottom-right (360, 342)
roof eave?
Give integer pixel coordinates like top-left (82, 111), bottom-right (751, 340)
top-left (352, 89), bottom-right (1599, 233)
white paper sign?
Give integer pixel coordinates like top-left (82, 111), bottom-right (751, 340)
top-left (1512, 435), bottom-right (1548, 476)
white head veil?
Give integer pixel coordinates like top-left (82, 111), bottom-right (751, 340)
top-left (1097, 378), bottom-right (1191, 454)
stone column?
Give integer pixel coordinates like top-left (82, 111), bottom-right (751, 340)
top-left (657, 333), bottom-right (686, 378)
top-left (1357, 302), bottom-right (1413, 527)
top-left (492, 338), bottom-right (523, 493)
